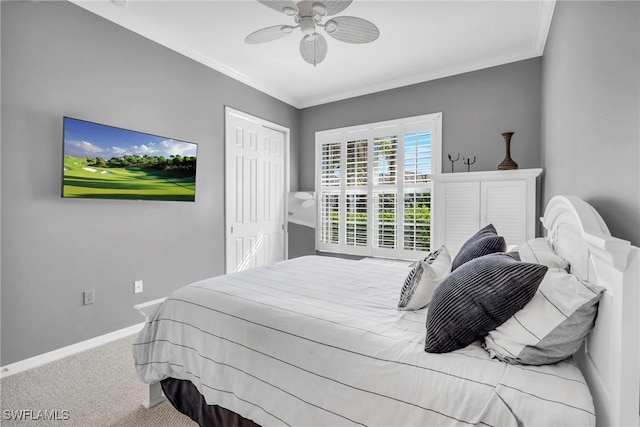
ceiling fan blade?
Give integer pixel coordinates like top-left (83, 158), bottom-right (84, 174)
top-left (256, 0), bottom-right (299, 15)
top-left (245, 25), bottom-right (293, 44)
top-left (324, 16), bottom-right (380, 44)
top-left (319, 1), bottom-right (353, 16)
top-left (299, 33), bottom-right (328, 66)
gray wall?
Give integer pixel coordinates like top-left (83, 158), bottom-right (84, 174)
top-left (1, 1), bottom-right (299, 365)
top-left (291, 58), bottom-right (543, 257)
top-left (298, 58), bottom-right (543, 190)
top-left (541, 0), bottom-right (640, 246)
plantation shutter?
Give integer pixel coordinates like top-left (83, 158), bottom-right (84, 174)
top-left (402, 127), bottom-right (433, 255)
top-left (319, 141), bottom-right (341, 246)
top-left (370, 129), bottom-right (399, 257)
top-left (345, 138), bottom-right (368, 250)
top-left (316, 113), bottom-right (441, 259)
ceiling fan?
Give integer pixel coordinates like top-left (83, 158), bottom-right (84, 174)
top-left (245, 0), bottom-right (380, 66)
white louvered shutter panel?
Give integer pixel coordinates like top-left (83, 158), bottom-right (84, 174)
top-left (344, 138), bottom-right (368, 249)
top-left (371, 132), bottom-right (398, 255)
top-left (404, 130), bottom-right (432, 184)
top-left (402, 128), bottom-right (433, 255)
top-left (318, 142), bottom-right (341, 248)
top-left (440, 182), bottom-right (481, 255)
top-left (403, 191), bottom-right (431, 252)
top-left (346, 139), bottom-right (367, 187)
top-left (481, 180), bottom-right (527, 245)
top-left (320, 193), bottom-right (340, 245)
top-left (373, 191), bottom-right (397, 250)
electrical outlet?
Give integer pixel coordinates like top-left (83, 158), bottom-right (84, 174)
top-left (83, 290), bottom-right (95, 305)
top-left (134, 280), bottom-right (143, 294)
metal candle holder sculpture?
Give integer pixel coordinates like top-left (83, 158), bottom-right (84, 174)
top-left (463, 156), bottom-right (476, 172)
top-left (447, 153), bottom-right (460, 173)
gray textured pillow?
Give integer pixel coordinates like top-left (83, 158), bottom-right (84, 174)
top-left (451, 224), bottom-right (506, 271)
top-left (398, 246), bottom-right (451, 311)
top-left (425, 252), bottom-right (547, 354)
top-left (484, 268), bottom-right (605, 365)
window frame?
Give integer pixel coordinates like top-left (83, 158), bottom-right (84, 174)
top-left (315, 113), bottom-right (442, 259)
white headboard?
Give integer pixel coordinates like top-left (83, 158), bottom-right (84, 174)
top-left (541, 195), bottom-right (640, 427)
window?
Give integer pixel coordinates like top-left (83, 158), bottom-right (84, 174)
top-left (316, 113), bottom-right (442, 259)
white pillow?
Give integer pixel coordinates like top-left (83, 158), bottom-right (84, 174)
top-left (398, 246), bottom-right (451, 311)
top-left (514, 238), bottom-right (569, 271)
top-left (484, 268), bottom-right (605, 365)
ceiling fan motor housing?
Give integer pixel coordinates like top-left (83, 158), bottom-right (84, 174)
top-left (300, 16), bottom-right (316, 35)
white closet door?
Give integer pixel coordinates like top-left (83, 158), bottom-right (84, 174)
top-left (225, 109), bottom-right (287, 273)
top-left (260, 126), bottom-right (286, 268)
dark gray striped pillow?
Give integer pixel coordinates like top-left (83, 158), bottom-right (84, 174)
top-left (425, 252), bottom-right (547, 354)
top-left (451, 224), bottom-right (506, 271)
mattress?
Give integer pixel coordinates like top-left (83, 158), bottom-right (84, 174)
top-left (133, 255), bottom-right (595, 426)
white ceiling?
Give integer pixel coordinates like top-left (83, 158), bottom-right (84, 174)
top-left (70, 0), bottom-right (556, 109)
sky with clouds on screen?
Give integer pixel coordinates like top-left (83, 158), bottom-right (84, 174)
top-left (63, 117), bottom-right (197, 160)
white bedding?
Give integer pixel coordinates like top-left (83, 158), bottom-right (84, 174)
top-left (133, 255), bottom-right (596, 426)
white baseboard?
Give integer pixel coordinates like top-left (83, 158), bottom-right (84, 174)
top-left (0, 322), bottom-right (145, 379)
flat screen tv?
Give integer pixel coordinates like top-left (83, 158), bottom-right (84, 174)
top-left (62, 117), bottom-right (197, 202)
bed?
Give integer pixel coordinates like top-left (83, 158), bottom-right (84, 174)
top-left (133, 195), bottom-right (640, 426)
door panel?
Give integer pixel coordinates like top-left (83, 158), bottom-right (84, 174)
top-left (434, 181), bottom-right (480, 255)
top-left (225, 110), bottom-right (287, 273)
top-left (481, 180), bottom-right (527, 246)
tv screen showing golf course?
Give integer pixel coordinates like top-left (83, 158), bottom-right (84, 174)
top-left (62, 117), bottom-right (197, 202)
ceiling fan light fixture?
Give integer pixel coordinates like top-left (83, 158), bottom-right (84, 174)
top-left (312, 3), bottom-right (327, 16)
top-left (304, 33), bottom-right (318, 42)
top-left (300, 32), bottom-right (327, 66)
top-left (324, 19), bottom-right (338, 34)
top-left (282, 6), bottom-right (298, 16)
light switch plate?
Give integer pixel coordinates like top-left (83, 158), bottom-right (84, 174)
top-left (134, 280), bottom-right (143, 294)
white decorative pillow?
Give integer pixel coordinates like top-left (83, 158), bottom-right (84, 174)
top-left (398, 246), bottom-right (451, 311)
top-left (484, 268), bottom-right (605, 365)
top-left (514, 238), bottom-right (569, 271)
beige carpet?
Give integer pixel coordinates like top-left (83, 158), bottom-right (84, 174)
top-left (0, 335), bottom-right (195, 427)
